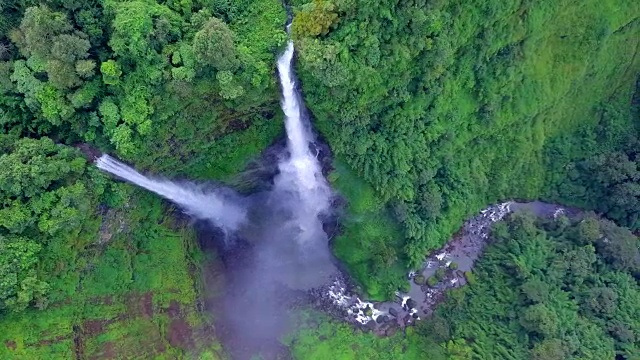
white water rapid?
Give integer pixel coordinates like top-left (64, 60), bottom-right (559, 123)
top-left (95, 155), bottom-right (247, 233)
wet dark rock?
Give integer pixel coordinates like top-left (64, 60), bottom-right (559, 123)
top-left (389, 308), bottom-right (398, 317)
top-left (406, 298), bottom-right (417, 309)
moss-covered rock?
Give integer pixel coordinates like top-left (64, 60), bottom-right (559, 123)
top-left (465, 271), bottom-right (476, 286)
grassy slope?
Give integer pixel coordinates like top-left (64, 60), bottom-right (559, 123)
top-left (283, 311), bottom-right (444, 360)
top-left (426, 0), bottom-right (640, 255)
top-left (329, 160), bottom-right (408, 300)
top-left (0, 192), bottom-right (222, 359)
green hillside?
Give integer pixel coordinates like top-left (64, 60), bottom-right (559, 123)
top-left (293, 0), bottom-right (640, 297)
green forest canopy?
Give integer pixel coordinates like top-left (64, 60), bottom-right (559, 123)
top-left (423, 212), bottom-right (640, 360)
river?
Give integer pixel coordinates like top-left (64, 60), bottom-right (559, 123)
top-left (310, 200), bottom-right (581, 335)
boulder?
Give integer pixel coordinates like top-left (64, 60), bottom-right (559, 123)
top-left (366, 320), bottom-right (377, 330)
top-left (406, 298), bottom-right (417, 309)
top-left (389, 307), bottom-right (398, 317)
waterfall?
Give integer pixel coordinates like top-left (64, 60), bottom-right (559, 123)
top-left (95, 155), bottom-right (247, 233)
top-left (273, 41), bottom-right (332, 242)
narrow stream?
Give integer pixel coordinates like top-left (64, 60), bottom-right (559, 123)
top-left (313, 201), bottom-right (579, 334)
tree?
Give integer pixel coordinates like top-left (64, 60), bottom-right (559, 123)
top-left (0, 137), bottom-right (83, 200)
top-left (100, 59), bottom-right (122, 85)
top-left (519, 303), bottom-right (559, 337)
top-left (107, 0), bottom-right (181, 60)
top-left (585, 287), bottom-right (618, 316)
top-left (292, 0), bottom-right (339, 38)
top-left (521, 278), bottom-right (550, 304)
top-left (0, 235), bottom-right (48, 312)
top-left (573, 216), bottom-right (601, 244)
top-left (530, 339), bottom-right (565, 360)
top-left (50, 34), bottom-right (90, 63)
top-left (46, 59), bottom-right (81, 89)
top-left (597, 220), bottom-right (640, 273)
top-left (579, 152), bottom-right (640, 230)
top-left (444, 338), bottom-right (472, 360)
top-left (11, 6), bottom-right (72, 59)
top-left (75, 59), bottom-right (96, 78)
top-left (216, 70), bottom-right (244, 99)
top-left (192, 17), bottom-right (239, 71)
top-left (418, 184), bottom-right (443, 220)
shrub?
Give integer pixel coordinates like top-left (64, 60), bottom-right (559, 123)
top-left (464, 271), bottom-right (476, 286)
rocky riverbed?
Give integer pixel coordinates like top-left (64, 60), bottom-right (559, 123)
top-left (310, 201), bottom-right (578, 334)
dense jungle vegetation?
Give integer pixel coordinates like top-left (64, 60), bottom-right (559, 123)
top-left (1, 0), bottom-right (639, 358)
top-left (0, 0), bottom-right (286, 357)
top-left (293, 0), bottom-right (640, 298)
